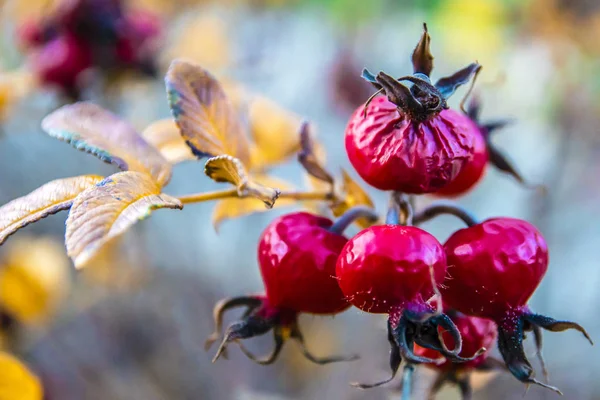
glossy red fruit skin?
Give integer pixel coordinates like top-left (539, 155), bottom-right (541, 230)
top-left (345, 96), bottom-right (478, 194)
top-left (414, 313), bottom-right (497, 370)
top-left (436, 127), bottom-right (488, 197)
top-left (31, 33), bottom-right (92, 91)
top-left (442, 218), bottom-right (548, 321)
top-left (258, 212), bottom-right (349, 315)
top-left (336, 225), bottom-right (446, 314)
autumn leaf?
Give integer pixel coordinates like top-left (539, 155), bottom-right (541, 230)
top-left (0, 69), bottom-right (35, 121)
top-left (212, 174), bottom-right (293, 231)
top-left (42, 102), bottom-right (172, 187)
top-left (141, 118), bottom-right (195, 164)
top-left (204, 155), bottom-right (280, 208)
top-left (331, 169), bottom-right (376, 228)
top-left (247, 96), bottom-right (302, 170)
top-left (0, 175), bottom-right (104, 246)
top-left (161, 12), bottom-right (231, 71)
top-left (0, 236), bottom-right (70, 323)
top-left (65, 171), bottom-right (182, 269)
top-left (165, 59), bottom-right (250, 164)
top-left (0, 352), bottom-right (42, 400)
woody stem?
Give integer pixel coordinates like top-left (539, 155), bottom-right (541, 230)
top-left (278, 190), bottom-right (336, 201)
top-left (177, 189), bottom-right (239, 204)
top-left (177, 189), bottom-right (337, 205)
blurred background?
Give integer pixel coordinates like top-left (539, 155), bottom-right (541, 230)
top-left (0, 0), bottom-right (599, 399)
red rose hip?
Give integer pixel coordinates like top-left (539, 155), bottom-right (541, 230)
top-left (206, 209), bottom-right (376, 365)
top-left (30, 33), bottom-right (92, 98)
top-left (336, 223), bottom-right (481, 388)
top-left (336, 225), bottom-right (446, 314)
top-left (346, 97), bottom-right (479, 194)
top-left (258, 212), bottom-right (349, 315)
top-left (436, 95), bottom-right (537, 197)
top-left (345, 24), bottom-right (481, 194)
top-left (441, 216), bottom-right (592, 393)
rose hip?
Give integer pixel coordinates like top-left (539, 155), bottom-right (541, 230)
top-left (206, 209), bottom-right (376, 365)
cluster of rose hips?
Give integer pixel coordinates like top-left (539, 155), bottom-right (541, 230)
top-left (18, 0), bottom-right (160, 99)
top-left (206, 25), bottom-right (592, 399)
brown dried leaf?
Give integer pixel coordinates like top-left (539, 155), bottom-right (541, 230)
top-left (0, 352), bottom-right (42, 400)
top-left (0, 175), bottom-right (104, 246)
top-left (331, 169), bottom-right (376, 229)
top-left (204, 155), bottom-right (280, 208)
top-left (298, 122), bottom-right (334, 185)
top-left (165, 59), bottom-right (250, 164)
top-left (248, 96), bottom-right (302, 170)
top-left (212, 175), bottom-right (294, 231)
top-left (42, 102), bottom-right (172, 187)
top-left (65, 171), bottom-right (182, 269)
top-left (141, 119), bottom-right (195, 164)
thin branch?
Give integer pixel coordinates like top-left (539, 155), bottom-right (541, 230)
top-left (177, 189), bottom-right (239, 204)
top-left (278, 190), bottom-right (335, 201)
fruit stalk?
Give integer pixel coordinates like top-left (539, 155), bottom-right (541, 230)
top-left (413, 202), bottom-right (478, 227)
top-left (329, 206), bottom-right (379, 234)
top-left (386, 192), bottom-right (413, 225)
top-left (401, 364), bottom-right (415, 400)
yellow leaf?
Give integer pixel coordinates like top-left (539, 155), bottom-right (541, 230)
top-left (0, 70), bottom-right (35, 121)
top-left (141, 119), bottom-right (195, 164)
top-left (331, 169), bottom-right (376, 229)
top-left (220, 79), bottom-right (248, 114)
top-left (42, 102), bottom-right (172, 187)
top-left (0, 352), bottom-right (42, 400)
top-left (212, 175), bottom-right (294, 230)
top-left (204, 155), bottom-right (280, 208)
top-left (247, 96), bottom-right (302, 170)
top-left (166, 60), bottom-right (250, 164)
top-left (65, 171), bottom-right (182, 269)
top-left (161, 13), bottom-right (231, 71)
top-left (0, 175), bottom-right (104, 245)
top-left (0, 236), bottom-right (70, 323)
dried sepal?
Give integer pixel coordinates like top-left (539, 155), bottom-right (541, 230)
top-left (412, 23), bottom-right (433, 76)
top-left (0, 352), bottom-right (42, 400)
top-left (247, 96), bottom-right (302, 170)
top-left (298, 122), bottom-right (334, 185)
top-left (360, 68), bottom-right (382, 90)
top-left (330, 169), bottom-right (376, 228)
top-left (211, 174), bottom-right (293, 231)
top-left (435, 63), bottom-right (482, 100)
top-left (141, 119), bottom-right (195, 164)
top-left (41, 103), bottom-right (172, 187)
top-left (165, 59), bottom-right (250, 164)
top-left (0, 175), bottom-right (104, 245)
top-left (204, 156), bottom-right (280, 208)
top-left (65, 171), bottom-right (182, 269)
